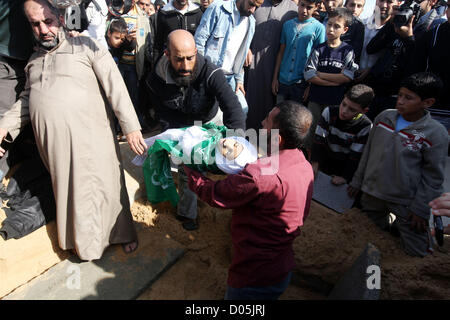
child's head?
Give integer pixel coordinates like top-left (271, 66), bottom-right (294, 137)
top-left (339, 84), bottom-right (374, 121)
top-left (298, 0), bottom-right (321, 21)
top-left (106, 18), bottom-right (128, 48)
top-left (215, 137), bottom-right (258, 174)
top-left (326, 7), bottom-right (352, 41)
top-left (396, 72), bottom-right (443, 121)
top-left (218, 137), bottom-right (245, 160)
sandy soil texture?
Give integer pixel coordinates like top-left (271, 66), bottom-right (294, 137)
top-left (132, 192), bottom-right (450, 300)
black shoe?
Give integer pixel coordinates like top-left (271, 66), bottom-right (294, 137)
top-left (175, 214), bottom-right (189, 222)
top-left (182, 219), bottom-right (198, 231)
top-left (389, 224), bottom-right (401, 238)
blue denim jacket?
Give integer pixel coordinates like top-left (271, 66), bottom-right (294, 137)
top-left (194, 0), bottom-right (255, 84)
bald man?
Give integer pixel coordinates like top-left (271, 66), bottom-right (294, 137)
top-left (141, 29), bottom-right (246, 230)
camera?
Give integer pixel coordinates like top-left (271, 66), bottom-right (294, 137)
top-left (392, 0), bottom-right (421, 28)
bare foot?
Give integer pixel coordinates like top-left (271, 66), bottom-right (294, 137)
top-left (122, 240), bottom-right (138, 254)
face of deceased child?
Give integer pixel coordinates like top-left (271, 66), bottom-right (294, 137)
top-left (218, 138), bottom-right (244, 160)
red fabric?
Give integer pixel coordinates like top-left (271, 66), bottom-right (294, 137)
top-left (184, 148), bottom-right (314, 288)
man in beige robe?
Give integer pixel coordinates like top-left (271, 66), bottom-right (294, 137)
top-left (0, 0), bottom-right (148, 261)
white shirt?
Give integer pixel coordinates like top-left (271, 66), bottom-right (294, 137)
top-left (221, 16), bottom-right (249, 74)
top-left (81, 0), bottom-right (109, 49)
top-left (359, 13), bottom-right (386, 70)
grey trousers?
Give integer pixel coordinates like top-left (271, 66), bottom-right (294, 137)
top-left (361, 192), bottom-right (432, 257)
top-left (176, 108), bottom-right (224, 220)
top-left (0, 57), bottom-right (27, 179)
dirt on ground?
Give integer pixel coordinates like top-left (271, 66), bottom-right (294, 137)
top-left (131, 178), bottom-right (450, 300)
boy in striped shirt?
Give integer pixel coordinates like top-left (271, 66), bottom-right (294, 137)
top-left (311, 84), bottom-right (374, 185)
top-left (348, 72), bottom-right (449, 257)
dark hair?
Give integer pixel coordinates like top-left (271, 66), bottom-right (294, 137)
top-left (400, 72), bottom-right (444, 101)
top-left (154, 0), bottom-right (166, 9)
top-left (108, 17), bottom-right (128, 34)
top-left (301, 0), bottom-right (323, 5)
top-left (345, 84), bottom-right (374, 109)
top-left (273, 100), bottom-right (313, 149)
top-left (24, 0), bottom-right (64, 20)
top-left (328, 7), bottom-right (353, 27)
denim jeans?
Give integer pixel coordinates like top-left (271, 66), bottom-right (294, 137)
top-left (225, 75), bottom-right (248, 116)
top-left (225, 272), bottom-right (292, 300)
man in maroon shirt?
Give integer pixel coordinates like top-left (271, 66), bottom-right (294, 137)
top-left (184, 100), bottom-right (314, 300)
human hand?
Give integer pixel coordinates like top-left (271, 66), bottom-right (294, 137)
top-left (407, 211), bottom-right (427, 233)
top-left (354, 69), bottom-right (370, 83)
top-left (394, 15), bottom-right (414, 38)
top-left (126, 130), bottom-right (148, 155)
top-left (429, 193), bottom-right (450, 217)
top-left (244, 49), bottom-right (253, 67)
top-left (126, 27), bottom-right (137, 42)
top-left (67, 30), bottom-right (80, 37)
top-left (0, 128), bottom-right (8, 157)
top-left (312, 162), bottom-right (319, 178)
top-left (347, 185), bottom-right (360, 198)
top-left (303, 84), bottom-right (310, 102)
top-left (236, 82), bottom-right (246, 96)
top-left (271, 78), bottom-right (279, 96)
top-left (331, 175), bottom-right (346, 186)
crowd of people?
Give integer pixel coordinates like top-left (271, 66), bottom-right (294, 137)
top-left (0, 0), bottom-right (449, 300)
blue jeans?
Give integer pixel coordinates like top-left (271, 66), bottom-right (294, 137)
top-left (225, 75), bottom-right (248, 116)
top-left (225, 272), bottom-right (292, 300)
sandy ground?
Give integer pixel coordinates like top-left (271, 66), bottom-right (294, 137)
top-left (131, 179), bottom-right (450, 300)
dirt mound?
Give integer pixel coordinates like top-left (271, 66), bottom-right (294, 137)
top-left (132, 195), bottom-right (450, 300)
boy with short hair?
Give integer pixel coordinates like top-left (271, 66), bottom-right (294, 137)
top-left (348, 72), bottom-right (449, 257)
top-left (272, 0), bottom-right (326, 104)
top-left (311, 84), bottom-right (374, 185)
top-left (304, 7), bottom-right (358, 149)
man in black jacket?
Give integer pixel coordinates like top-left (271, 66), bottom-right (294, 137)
top-left (152, 0), bottom-right (203, 66)
top-left (364, 12), bottom-right (416, 120)
top-left (142, 29), bottom-right (246, 230)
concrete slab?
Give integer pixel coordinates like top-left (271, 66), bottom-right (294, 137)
top-left (327, 243), bottom-right (380, 300)
top-left (2, 223), bottom-right (185, 300)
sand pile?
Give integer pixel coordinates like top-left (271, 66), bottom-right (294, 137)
top-left (132, 190), bottom-right (450, 300)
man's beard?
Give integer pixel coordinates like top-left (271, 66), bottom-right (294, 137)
top-left (380, 11), bottom-right (390, 20)
top-left (37, 32), bottom-right (59, 50)
top-left (168, 62), bottom-right (198, 87)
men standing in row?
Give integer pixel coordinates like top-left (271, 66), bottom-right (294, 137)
top-left (194, 0), bottom-right (265, 115)
top-left (142, 30), bottom-right (246, 230)
top-left (245, 0), bottom-right (298, 130)
top-left (0, 0), bottom-right (147, 261)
